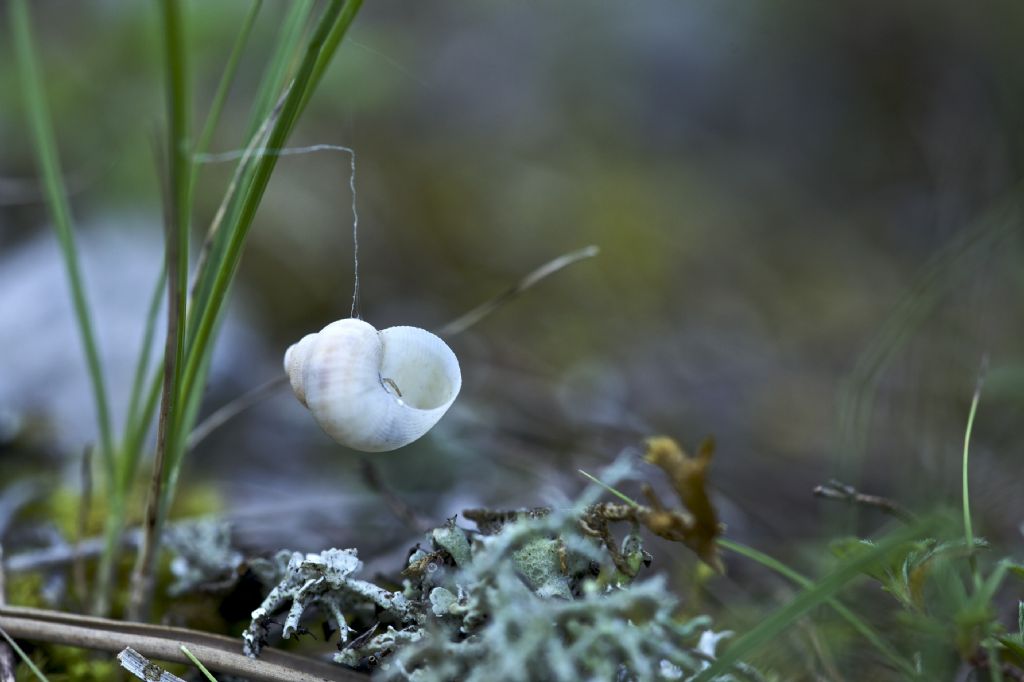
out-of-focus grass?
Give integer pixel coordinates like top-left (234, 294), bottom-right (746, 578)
top-left (695, 518), bottom-right (939, 682)
top-left (9, 0), bottom-right (122, 615)
top-left (8, 0), bottom-right (114, 484)
top-left (0, 626), bottom-right (49, 682)
top-left (582, 467), bottom-right (918, 677)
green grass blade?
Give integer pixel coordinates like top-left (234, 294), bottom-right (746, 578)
top-left (961, 365), bottom-right (999, 682)
top-left (301, 0), bottom-right (365, 113)
top-left (0, 626), bottom-right (50, 681)
top-left (125, 268), bottom-right (167, 445)
top-left (187, 116), bottom-right (271, 349)
top-left (718, 538), bottom-right (918, 678)
top-left (576, 469), bottom-right (918, 677)
top-left (834, 206), bottom-right (1014, 507)
top-left (177, 0), bottom-right (361, 411)
top-left (187, 0), bottom-right (350, 324)
top-left (694, 518), bottom-right (936, 682)
top-left (155, 0), bottom-right (192, 501)
top-left (123, 370), bottom-right (164, 484)
top-left (126, 0), bottom-right (193, 621)
top-left (9, 0), bottom-right (115, 479)
top-left (187, 0), bottom-right (311, 346)
top-left (104, 270), bottom-right (165, 613)
top-left (962, 363), bottom-right (985, 585)
top-left (578, 469), bottom-right (640, 506)
top-left (246, 0), bottom-right (313, 137)
top-left (192, 0), bottom-right (263, 169)
top-left (162, 350), bottom-right (213, 519)
top-left (162, 0), bottom-right (191, 392)
top-left (180, 644), bottom-right (218, 682)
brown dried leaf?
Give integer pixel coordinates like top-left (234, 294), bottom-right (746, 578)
top-left (644, 436), bottom-right (723, 570)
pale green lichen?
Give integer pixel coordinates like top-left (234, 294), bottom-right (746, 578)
top-left (245, 455), bottom-right (759, 681)
top-left (428, 587), bottom-right (457, 618)
top-left (243, 547), bottom-right (410, 657)
top-left (165, 519), bottom-right (243, 596)
top-left (431, 518), bottom-right (472, 568)
top-left (510, 537), bottom-right (576, 599)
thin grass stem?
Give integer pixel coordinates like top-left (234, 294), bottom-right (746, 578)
top-left (177, 0), bottom-right (360, 422)
top-left (693, 518), bottom-right (936, 682)
top-left (189, 89), bottom-right (288, 309)
top-left (8, 0), bottom-right (115, 479)
top-left (246, 1), bottom-right (313, 139)
top-left (578, 469), bottom-right (640, 506)
top-left (0, 544), bottom-right (14, 682)
top-left (123, 370), bottom-right (164, 483)
top-left (303, 0), bottom-right (366, 112)
top-left (0, 627), bottom-right (48, 682)
top-left (962, 358), bottom-right (986, 589)
top-left (718, 538), bottom-right (918, 679)
top-left (192, 0), bottom-right (263, 168)
top-left (185, 376), bottom-right (288, 452)
top-left (125, 269), bottom-right (167, 442)
top-left (73, 447), bottom-right (93, 606)
top-left (179, 645), bottom-right (218, 682)
top-left (577, 468), bottom-right (918, 678)
top-left (439, 245), bottom-right (600, 337)
top-left (128, 0), bottom-right (192, 621)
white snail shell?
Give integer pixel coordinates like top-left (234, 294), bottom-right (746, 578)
top-left (283, 318), bottom-right (461, 452)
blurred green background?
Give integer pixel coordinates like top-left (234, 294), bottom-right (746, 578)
top-left (2, 0), bottom-right (1024, 662)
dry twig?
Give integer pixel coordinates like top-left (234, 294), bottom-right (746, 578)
top-left (0, 605), bottom-right (359, 682)
top-left (5, 532), bottom-right (139, 575)
top-left (438, 245), bottom-right (599, 337)
top-left (186, 376), bottom-right (288, 451)
top-left (813, 479), bottom-right (914, 523)
top-left (128, 131), bottom-right (182, 622)
top-left (118, 647), bottom-right (185, 682)
top-left (0, 546), bottom-right (14, 682)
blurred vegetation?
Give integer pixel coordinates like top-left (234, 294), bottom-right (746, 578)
top-left (2, 0), bottom-right (1024, 679)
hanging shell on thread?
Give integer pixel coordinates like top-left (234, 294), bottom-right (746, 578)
top-left (284, 318), bottom-right (461, 452)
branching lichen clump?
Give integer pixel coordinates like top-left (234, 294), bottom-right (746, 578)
top-left (356, 515), bottom-right (726, 681)
top-left (244, 442), bottom-right (753, 680)
top-left (243, 548), bottom-right (411, 657)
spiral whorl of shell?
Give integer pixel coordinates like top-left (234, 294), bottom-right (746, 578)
top-left (284, 318), bottom-right (461, 452)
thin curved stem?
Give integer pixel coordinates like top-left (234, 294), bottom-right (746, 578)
top-left (962, 357), bottom-right (987, 589)
top-left (185, 376), bottom-right (288, 452)
top-left (438, 245), bottom-right (600, 337)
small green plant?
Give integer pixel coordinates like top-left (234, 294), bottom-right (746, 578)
top-left (833, 368), bottom-right (1021, 680)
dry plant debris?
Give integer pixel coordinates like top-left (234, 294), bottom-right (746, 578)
top-left (117, 647), bottom-right (186, 682)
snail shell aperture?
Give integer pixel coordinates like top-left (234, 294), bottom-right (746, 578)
top-left (283, 318), bottom-right (461, 452)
